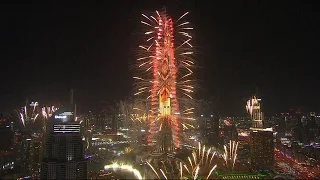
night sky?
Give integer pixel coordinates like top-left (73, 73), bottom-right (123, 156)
top-left (1, 1), bottom-right (319, 116)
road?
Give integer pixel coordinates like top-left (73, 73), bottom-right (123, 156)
top-left (275, 148), bottom-right (318, 179)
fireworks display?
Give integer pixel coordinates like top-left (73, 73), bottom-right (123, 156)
top-left (16, 101), bottom-right (40, 127)
top-left (146, 142), bottom-right (217, 179)
top-left (118, 99), bottom-right (149, 124)
top-left (246, 96), bottom-right (261, 120)
top-left (104, 163), bottom-right (143, 180)
top-left (246, 96), bottom-right (263, 128)
top-left (223, 140), bottom-right (239, 171)
top-left (134, 9), bottom-right (195, 148)
top-left (41, 106), bottom-right (58, 120)
top-left (182, 142), bottom-right (217, 179)
top-left (16, 101), bottom-right (58, 128)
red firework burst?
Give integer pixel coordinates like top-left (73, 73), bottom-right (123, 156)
top-left (134, 10), bottom-right (195, 149)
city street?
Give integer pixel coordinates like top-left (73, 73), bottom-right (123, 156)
top-left (275, 148), bottom-right (317, 179)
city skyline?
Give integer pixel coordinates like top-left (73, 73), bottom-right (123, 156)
top-left (1, 1), bottom-right (320, 116)
top-left (1, 2), bottom-right (320, 179)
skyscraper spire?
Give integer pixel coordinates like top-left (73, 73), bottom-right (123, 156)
top-left (41, 89), bottom-right (86, 179)
top-left (70, 88), bottom-right (74, 105)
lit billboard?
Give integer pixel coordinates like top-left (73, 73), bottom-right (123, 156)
top-left (53, 111), bottom-right (74, 123)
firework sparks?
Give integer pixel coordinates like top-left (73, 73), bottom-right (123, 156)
top-left (41, 106), bottom-right (58, 120)
top-left (104, 163), bottom-right (143, 180)
top-left (118, 99), bottom-right (149, 124)
top-left (246, 96), bottom-right (261, 120)
top-left (134, 9), bottom-right (196, 148)
top-left (16, 101), bottom-right (59, 131)
top-left (16, 101), bottom-right (40, 127)
top-left (146, 159), bottom-right (178, 180)
top-left (182, 142), bottom-right (217, 179)
top-left (246, 96), bottom-right (263, 128)
top-left (223, 140), bottom-right (239, 171)
top-left (146, 142), bottom-right (217, 179)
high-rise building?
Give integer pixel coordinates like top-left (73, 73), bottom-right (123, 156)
top-left (307, 112), bottom-right (316, 143)
top-left (250, 129), bottom-right (274, 173)
top-left (293, 110), bottom-right (303, 143)
top-left (277, 113), bottom-right (286, 134)
top-left (246, 96), bottom-right (263, 128)
top-left (0, 114), bottom-right (15, 177)
top-left (40, 103), bottom-right (87, 179)
top-left (247, 96), bottom-right (274, 173)
top-left (222, 120), bottom-right (238, 143)
top-left (0, 120), bottom-right (14, 152)
top-left (199, 114), bottom-right (220, 146)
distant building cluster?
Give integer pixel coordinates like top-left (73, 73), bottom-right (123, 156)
top-left (1, 94), bottom-right (320, 179)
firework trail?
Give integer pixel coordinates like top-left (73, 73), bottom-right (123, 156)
top-left (104, 163), bottom-right (143, 180)
top-left (16, 101), bottom-right (40, 127)
top-left (41, 105), bottom-right (58, 133)
top-left (146, 142), bottom-right (217, 179)
top-left (118, 99), bottom-right (149, 124)
top-left (182, 142), bottom-right (217, 179)
top-left (134, 9), bottom-right (195, 148)
top-left (246, 96), bottom-right (263, 128)
top-left (146, 159), bottom-right (178, 180)
top-left (223, 140), bottom-right (239, 171)
top-left (246, 96), bottom-right (261, 120)
top-left (41, 105), bottom-right (58, 120)
top-left (16, 101), bottom-right (59, 128)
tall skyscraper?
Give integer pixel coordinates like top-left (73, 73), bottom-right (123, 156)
top-left (40, 93), bottom-right (87, 179)
top-left (246, 96), bottom-right (274, 173)
top-left (307, 112), bottom-right (316, 143)
top-left (277, 113), bottom-right (286, 134)
top-left (199, 114), bottom-right (220, 146)
top-left (246, 96), bottom-right (263, 128)
top-left (289, 109), bottom-right (303, 143)
top-left (250, 129), bottom-right (274, 172)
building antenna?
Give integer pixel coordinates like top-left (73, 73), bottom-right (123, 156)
top-left (70, 88), bottom-right (74, 105)
top-left (162, 6), bottom-right (166, 14)
top-left (70, 88), bottom-right (77, 121)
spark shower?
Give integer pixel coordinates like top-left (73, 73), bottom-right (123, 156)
top-left (133, 9), bottom-right (195, 148)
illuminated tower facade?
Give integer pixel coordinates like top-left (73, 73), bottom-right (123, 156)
top-left (40, 93), bottom-right (87, 180)
top-left (246, 96), bottom-right (263, 128)
top-left (135, 9), bottom-right (194, 151)
top-left (147, 10), bottom-right (179, 151)
top-left (247, 96), bottom-right (274, 173)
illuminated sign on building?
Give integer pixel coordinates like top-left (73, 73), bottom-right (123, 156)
top-left (54, 111), bottom-right (74, 123)
top-left (55, 115), bottom-right (67, 119)
top-left (53, 124), bottom-right (80, 133)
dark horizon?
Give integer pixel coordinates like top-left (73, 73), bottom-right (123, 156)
top-left (1, 1), bottom-right (319, 116)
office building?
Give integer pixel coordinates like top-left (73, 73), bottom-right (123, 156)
top-left (247, 96), bottom-right (274, 173)
top-left (307, 112), bottom-right (316, 143)
top-left (199, 114), bottom-right (220, 146)
top-left (40, 102), bottom-right (87, 179)
top-left (250, 129), bottom-right (274, 173)
top-left (246, 96), bottom-right (263, 128)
